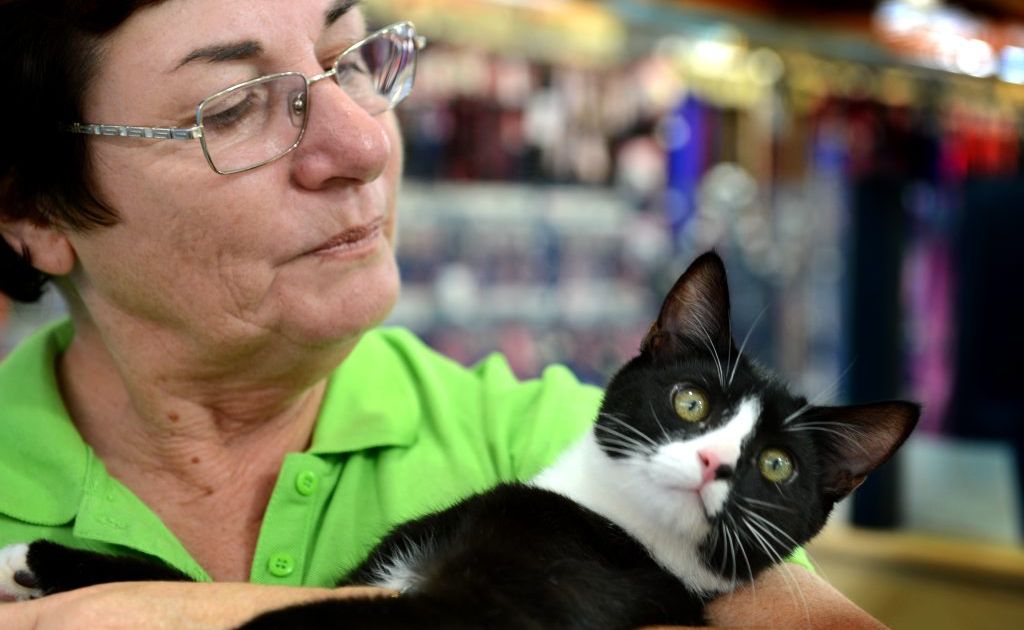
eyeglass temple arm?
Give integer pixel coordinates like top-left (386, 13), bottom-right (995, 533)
top-left (66, 123), bottom-right (203, 140)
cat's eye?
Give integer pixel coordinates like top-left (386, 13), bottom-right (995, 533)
top-left (672, 386), bottom-right (709, 423)
top-left (758, 448), bottom-right (795, 483)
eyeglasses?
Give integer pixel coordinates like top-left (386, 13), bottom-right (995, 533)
top-left (67, 21), bottom-right (425, 175)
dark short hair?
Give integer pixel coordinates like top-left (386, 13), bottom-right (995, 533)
top-left (0, 0), bottom-right (166, 302)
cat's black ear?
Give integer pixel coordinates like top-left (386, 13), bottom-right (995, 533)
top-left (642, 251), bottom-right (732, 358)
top-left (806, 401), bottom-right (920, 502)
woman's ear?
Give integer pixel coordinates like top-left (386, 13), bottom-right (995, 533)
top-left (0, 219), bottom-right (76, 276)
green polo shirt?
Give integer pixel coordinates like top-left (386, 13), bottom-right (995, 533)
top-left (0, 320), bottom-right (810, 585)
top-left (0, 320), bottom-right (603, 584)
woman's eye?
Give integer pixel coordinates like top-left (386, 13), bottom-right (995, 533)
top-left (203, 93), bottom-right (258, 131)
top-left (758, 448), bottom-right (795, 483)
top-left (335, 57), bottom-right (371, 76)
top-left (672, 386), bottom-right (709, 423)
top-left (335, 60), bottom-right (374, 91)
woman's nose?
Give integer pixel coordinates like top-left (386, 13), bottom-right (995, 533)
top-left (289, 80), bottom-right (392, 188)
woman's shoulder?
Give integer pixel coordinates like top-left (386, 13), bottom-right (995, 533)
top-left (345, 326), bottom-right (602, 406)
top-left (328, 327), bottom-right (602, 481)
top-left (0, 319), bottom-right (90, 529)
top-left (0, 318), bottom-right (75, 422)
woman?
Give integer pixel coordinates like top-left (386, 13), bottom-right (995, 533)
top-left (0, 0), bottom-right (882, 627)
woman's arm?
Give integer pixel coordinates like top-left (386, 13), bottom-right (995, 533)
top-left (705, 564), bottom-right (885, 629)
top-left (1, 582), bottom-right (396, 630)
top-left (642, 564), bottom-right (886, 630)
top-left (2, 565), bottom-right (882, 630)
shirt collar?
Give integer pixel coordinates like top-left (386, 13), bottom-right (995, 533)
top-left (308, 329), bottom-right (421, 455)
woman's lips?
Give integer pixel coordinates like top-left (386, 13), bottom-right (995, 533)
top-left (308, 218), bottom-right (384, 257)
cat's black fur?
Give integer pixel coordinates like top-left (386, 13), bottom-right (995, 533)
top-left (5, 252), bottom-right (920, 629)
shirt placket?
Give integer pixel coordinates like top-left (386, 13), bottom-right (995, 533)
top-left (250, 452), bottom-right (336, 585)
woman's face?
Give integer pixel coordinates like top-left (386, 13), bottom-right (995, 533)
top-left (69, 0), bottom-right (403, 354)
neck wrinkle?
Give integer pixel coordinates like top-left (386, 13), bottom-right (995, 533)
top-left (56, 310), bottom-right (336, 491)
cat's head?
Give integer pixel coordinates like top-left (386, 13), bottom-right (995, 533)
top-left (595, 251), bottom-right (919, 586)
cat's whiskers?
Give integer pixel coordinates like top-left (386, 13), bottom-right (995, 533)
top-left (736, 516), bottom-right (803, 620)
top-left (783, 424), bottom-right (871, 457)
top-left (781, 402), bottom-right (813, 426)
top-left (739, 500), bottom-right (828, 577)
top-left (728, 306), bottom-right (767, 389)
top-left (726, 320), bottom-right (733, 390)
top-left (693, 318), bottom-right (726, 389)
top-left (733, 518), bottom-right (770, 606)
top-left (593, 424), bottom-right (655, 455)
top-left (594, 440), bottom-right (654, 464)
top-left (717, 520), bottom-right (737, 587)
top-left (813, 361), bottom-right (855, 402)
top-left (598, 412), bottom-right (659, 449)
top-left (647, 402), bottom-right (672, 442)
top-left (792, 419), bottom-right (871, 438)
top-left (739, 503), bottom-right (824, 601)
top-left (706, 519), bottom-right (721, 558)
top-left (614, 453), bottom-right (695, 483)
top-left (736, 505), bottom-right (802, 552)
top-left (715, 522), bottom-right (730, 580)
top-left (738, 496), bottom-right (797, 514)
top-left (598, 443), bottom-right (651, 460)
top-left (725, 512), bottom-right (756, 593)
top-left (782, 362), bottom-right (855, 425)
top-left (722, 515), bottom-right (744, 589)
top-left (791, 420), bottom-right (872, 442)
top-left (749, 510), bottom-right (827, 577)
top-left (737, 513), bottom-right (811, 628)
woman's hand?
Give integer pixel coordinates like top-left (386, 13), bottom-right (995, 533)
top-left (0, 581), bottom-right (396, 630)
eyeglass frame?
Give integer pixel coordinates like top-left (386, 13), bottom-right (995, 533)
top-left (66, 21), bottom-right (426, 175)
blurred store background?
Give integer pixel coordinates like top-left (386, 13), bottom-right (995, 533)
top-left (2, 0), bottom-right (1023, 626)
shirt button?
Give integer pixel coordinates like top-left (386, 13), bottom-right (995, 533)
top-left (268, 553), bottom-right (295, 578)
top-left (295, 470), bottom-right (318, 496)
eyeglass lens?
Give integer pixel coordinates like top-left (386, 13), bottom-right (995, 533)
top-left (199, 74), bottom-right (307, 174)
top-left (198, 23), bottom-right (418, 174)
top-left (341, 27), bottom-right (417, 114)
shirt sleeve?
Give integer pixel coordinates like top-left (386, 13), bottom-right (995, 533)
top-left (472, 352), bottom-right (603, 482)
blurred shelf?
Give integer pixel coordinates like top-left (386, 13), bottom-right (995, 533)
top-left (809, 523), bottom-right (1024, 588)
top-left (397, 181), bottom-right (633, 235)
top-left (390, 281), bottom-right (650, 329)
top-left (808, 524), bottom-right (1024, 630)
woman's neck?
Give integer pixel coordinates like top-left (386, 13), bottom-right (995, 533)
top-left (56, 310), bottom-right (346, 497)
top-left (56, 313), bottom-right (349, 581)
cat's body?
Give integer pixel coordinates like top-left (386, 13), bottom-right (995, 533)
top-left (329, 482), bottom-right (707, 629)
top-left (0, 252), bottom-right (920, 628)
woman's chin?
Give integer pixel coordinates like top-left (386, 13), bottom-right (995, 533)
top-left (277, 259), bottom-right (401, 349)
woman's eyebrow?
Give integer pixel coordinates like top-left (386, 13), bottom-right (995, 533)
top-left (325, 0), bottom-right (360, 27)
top-left (173, 0), bottom-right (359, 71)
top-left (176, 41), bottom-right (263, 69)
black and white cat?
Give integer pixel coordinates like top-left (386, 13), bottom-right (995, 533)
top-left (0, 252), bottom-right (919, 628)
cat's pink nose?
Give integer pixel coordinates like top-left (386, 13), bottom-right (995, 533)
top-left (698, 449), bottom-right (721, 483)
